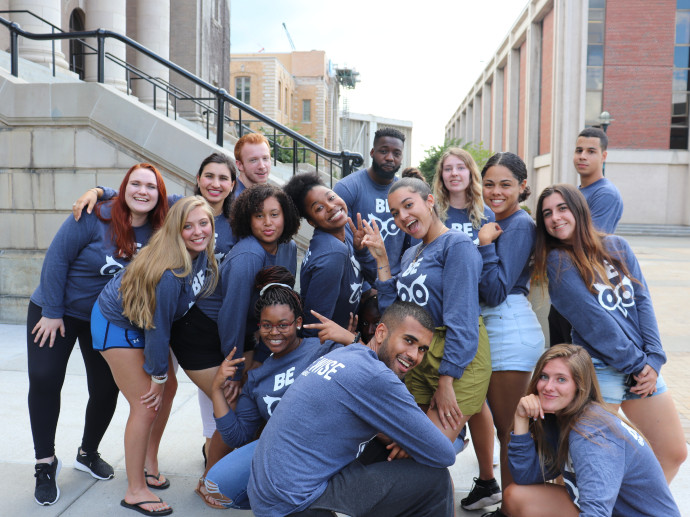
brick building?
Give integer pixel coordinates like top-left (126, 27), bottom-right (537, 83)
top-left (446, 0), bottom-right (690, 226)
top-left (230, 51), bottom-right (339, 150)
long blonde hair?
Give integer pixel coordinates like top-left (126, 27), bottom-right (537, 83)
top-left (433, 147), bottom-right (486, 228)
top-left (120, 196), bottom-right (218, 329)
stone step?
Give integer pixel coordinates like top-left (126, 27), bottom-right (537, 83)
top-left (616, 224), bottom-right (690, 237)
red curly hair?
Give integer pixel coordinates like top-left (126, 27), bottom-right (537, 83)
top-left (96, 163), bottom-right (169, 259)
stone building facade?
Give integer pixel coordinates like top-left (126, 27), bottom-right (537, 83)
top-left (446, 0), bottom-right (690, 226)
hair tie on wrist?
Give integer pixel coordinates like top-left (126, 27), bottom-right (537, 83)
top-left (260, 282), bottom-right (293, 296)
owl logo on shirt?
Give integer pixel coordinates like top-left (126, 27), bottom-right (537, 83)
top-left (349, 254), bottom-right (363, 305)
top-left (302, 249), bottom-right (311, 267)
top-left (100, 255), bottom-right (125, 276)
top-left (397, 257), bottom-right (429, 305)
top-left (563, 454), bottom-right (580, 509)
top-left (368, 213), bottom-right (400, 241)
top-left (263, 395), bottom-right (281, 416)
top-left (593, 275), bottom-right (634, 318)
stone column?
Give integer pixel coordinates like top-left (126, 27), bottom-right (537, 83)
top-left (129, 0), bottom-right (170, 109)
top-left (84, 0), bottom-right (127, 91)
top-left (9, 0), bottom-right (69, 71)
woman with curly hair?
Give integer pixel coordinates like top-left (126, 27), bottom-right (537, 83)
top-left (202, 266), bottom-right (345, 510)
top-left (91, 196), bottom-right (218, 516)
top-left (283, 172), bottom-right (363, 334)
top-left (27, 163), bottom-right (168, 506)
top-left (531, 183), bottom-right (686, 484)
top-left (501, 344), bottom-right (680, 517)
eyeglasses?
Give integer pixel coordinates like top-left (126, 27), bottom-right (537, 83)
top-left (258, 319), bottom-right (297, 333)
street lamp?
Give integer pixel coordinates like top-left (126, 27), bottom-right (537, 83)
top-left (599, 111), bottom-right (614, 133)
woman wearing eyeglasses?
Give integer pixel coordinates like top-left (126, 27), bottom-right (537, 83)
top-left (201, 266), bottom-right (345, 510)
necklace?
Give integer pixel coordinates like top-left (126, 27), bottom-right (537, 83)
top-left (412, 225), bottom-right (448, 264)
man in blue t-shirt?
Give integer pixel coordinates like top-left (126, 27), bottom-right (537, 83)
top-left (247, 301), bottom-right (456, 517)
top-left (334, 128), bottom-right (408, 283)
top-left (549, 127), bottom-right (625, 346)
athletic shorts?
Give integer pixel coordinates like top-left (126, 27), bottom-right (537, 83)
top-left (91, 301), bottom-right (144, 351)
top-left (481, 294), bottom-right (545, 371)
top-left (404, 318), bottom-right (491, 416)
top-left (590, 357), bottom-right (668, 405)
top-left (169, 304), bottom-right (225, 370)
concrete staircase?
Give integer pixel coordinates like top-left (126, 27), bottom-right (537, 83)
top-left (617, 224), bottom-right (690, 237)
top-left (0, 51), bottom-right (310, 323)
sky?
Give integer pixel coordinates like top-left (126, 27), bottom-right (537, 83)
top-left (231, 1), bottom-right (528, 165)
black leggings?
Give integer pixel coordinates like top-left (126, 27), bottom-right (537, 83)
top-left (26, 301), bottom-right (120, 459)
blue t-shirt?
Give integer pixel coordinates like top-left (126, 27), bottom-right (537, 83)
top-left (376, 230), bottom-right (482, 379)
top-left (444, 205), bottom-right (495, 245)
top-left (247, 344), bottom-right (456, 517)
top-left (508, 405), bottom-right (679, 517)
top-left (478, 208), bottom-right (535, 307)
top-left (300, 228), bottom-right (363, 335)
top-left (333, 169), bottom-right (407, 283)
top-left (547, 235), bottom-right (665, 376)
top-left (97, 252), bottom-right (209, 375)
top-left (215, 337), bottom-right (342, 448)
top-left (579, 178), bottom-right (623, 234)
top-left (209, 237), bottom-right (297, 373)
top-left (31, 203), bottom-right (153, 321)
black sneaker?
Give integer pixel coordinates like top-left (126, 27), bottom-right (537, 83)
top-left (34, 457), bottom-right (61, 506)
top-left (461, 477), bottom-right (502, 510)
top-left (74, 449), bottom-right (114, 480)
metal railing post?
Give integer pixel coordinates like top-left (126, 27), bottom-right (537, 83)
top-left (9, 23), bottom-right (19, 77)
top-left (216, 89), bottom-right (226, 146)
top-left (96, 29), bottom-right (105, 83)
top-left (293, 140), bottom-right (297, 175)
top-left (51, 26), bottom-right (55, 76)
top-left (342, 152), bottom-right (352, 178)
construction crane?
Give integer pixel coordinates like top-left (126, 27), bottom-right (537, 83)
top-left (282, 23), bottom-right (296, 51)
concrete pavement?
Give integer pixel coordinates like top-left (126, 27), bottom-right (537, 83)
top-left (1, 235), bottom-right (689, 516)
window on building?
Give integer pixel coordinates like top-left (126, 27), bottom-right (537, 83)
top-left (235, 76), bottom-right (250, 105)
top-left (285, 87), bottom-right (289, 114)
top-left (585, 0), bottom-right (605, 127)
top-left (278, 81), bottom-right (282, 110)
top-left (302, 99), bottom-right (311, 122)
top-left (672, 0), bottom-right (690, 149)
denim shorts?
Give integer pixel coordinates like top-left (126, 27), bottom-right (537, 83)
top-left (590, 357), bottom-right (667, 405)
top-left (480, 294), bottom-right (545, 372)
top-left (91, 301), bottom-right (145, 351)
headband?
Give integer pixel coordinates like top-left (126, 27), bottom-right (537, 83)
top-left (259, 282), bottom-right (293, 296)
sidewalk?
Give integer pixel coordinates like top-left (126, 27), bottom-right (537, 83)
top-left (1, 235), bottom-right (689, 516)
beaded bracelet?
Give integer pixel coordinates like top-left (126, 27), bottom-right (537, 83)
top-left (151, 374), bottom-right (168, 384)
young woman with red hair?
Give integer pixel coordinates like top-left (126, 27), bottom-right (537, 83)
top-left (27, 163), bottom-right (168, 506)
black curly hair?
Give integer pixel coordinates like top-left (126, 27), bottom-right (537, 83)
top-left (481, 152), bottom-right (531, 203)
top-left (282, 172), bottom-right (325, 220)
top-left (254, 266), bottom-right (302, 320)
top-left (374, 127), bottom-right (406, 145)
top-left (230, 184), bottom-right (300, 243)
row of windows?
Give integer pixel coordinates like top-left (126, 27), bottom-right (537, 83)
top-left (234, 76), bottom-right (312, 122)
top-left (672, 0), bottom-right (690, 149)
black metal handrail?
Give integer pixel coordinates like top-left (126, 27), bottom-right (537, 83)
top-left (0, 13), bottom-right (364, 182)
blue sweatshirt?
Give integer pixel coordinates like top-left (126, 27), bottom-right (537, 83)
top-left (444, 205), bottom-right (495, 245)
top-left (31, 203), bottom-right (153, 321)
top-left (478, 208), bottom-right (535, 307)
top-left (579, 178), bottom-right (623, 234)
top-left (101, 189), bottom-right (236, 262)
top-left (247, 344), bottom-right (456, 517)
top-left (215, 337), bottom-right (342, 448)
top-left (96, 252), bottom-right (209, 376)
top-left (376, 231), bottom-right (481, 379)
top-left (334, 169), bottom-right (407, 283)
top-left (547, 235), bottom-right (665, 376)
top-left (508, 406), bottom-right (679, 516)
top-left (300, 228), bottom-right (363, 335)
top-left (210, 236), bottom-right (297, 367)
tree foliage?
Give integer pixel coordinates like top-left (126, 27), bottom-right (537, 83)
top-left (418, 139), bottom-right (494, 184)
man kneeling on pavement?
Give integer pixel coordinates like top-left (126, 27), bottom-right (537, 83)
top-left (248, 300), bottom-right (456, 517)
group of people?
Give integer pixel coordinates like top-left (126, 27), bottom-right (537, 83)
top-left (26, 126), bottom-right (684, 516)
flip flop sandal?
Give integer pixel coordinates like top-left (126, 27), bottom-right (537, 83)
top-left (195, 477), bottom-right (231, 509)
top-left (120, 498), bottom-right (172, 516)
top-left (144, 471), bottom-right (170, 490)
